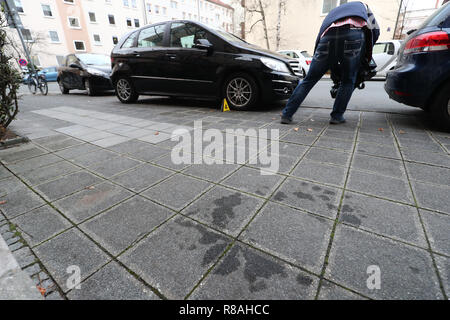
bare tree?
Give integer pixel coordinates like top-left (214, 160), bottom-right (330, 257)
top-left (244, 0), bottom-right (271, 49)
top-left (275, 0), bottom-right (287, 50)
top-left (5, 30), bottom-right (45, 69)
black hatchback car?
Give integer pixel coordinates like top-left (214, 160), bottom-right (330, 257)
top-left (385, 3), bottom-right (450, 129)
top-left (58, 53), bottom-right (113, 96)
top-left (110, 20), bottom-right (299, 110)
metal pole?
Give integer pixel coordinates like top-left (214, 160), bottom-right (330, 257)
top-left (142, 0), bottom-right (148, 25)
top-left (393, 0), bottom-right (404, 40)
top-left (3, 0), bottom-right (36, 76)
top-left (197, 0), bottom-right (200, 21)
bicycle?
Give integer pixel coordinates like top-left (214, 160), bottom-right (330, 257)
top-left (27, 73), bottom-right (48, 95)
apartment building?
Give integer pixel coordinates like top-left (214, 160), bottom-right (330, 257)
top-left (4, 0), bottom-right (234, 68)
top-left (244, 0), bottom-right (403, 53)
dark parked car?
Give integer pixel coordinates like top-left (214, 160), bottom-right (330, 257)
top-left (385, 3), bottom-right (450, 128)
top-left (110, 20), bottom-right (299, 110)
top-left (57, 54), bottom-right (113, 96)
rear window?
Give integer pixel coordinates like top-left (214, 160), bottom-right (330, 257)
top-left (301, 51), bottom-right (312, 58)
top-left (420, 3), bottom-right (450, 28)
top-left (121, 32), bottom-right (138, 48)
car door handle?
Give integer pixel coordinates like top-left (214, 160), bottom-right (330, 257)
top-left (165, 53), bottom-right (177, 60)
top-left (132, 51), bottom-right (141, 57)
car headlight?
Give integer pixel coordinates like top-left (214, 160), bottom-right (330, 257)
top-left (260, 57), bottom-right (290, 73)
top-left (86, 68), bottom-right (108, 77)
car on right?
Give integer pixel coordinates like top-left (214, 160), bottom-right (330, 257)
top-left (385, 2), bottom-right (450, 129)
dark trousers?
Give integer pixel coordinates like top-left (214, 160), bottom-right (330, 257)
top-left (282, 27), bottom-right (366, 120)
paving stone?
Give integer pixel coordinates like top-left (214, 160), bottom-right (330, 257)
top-left (0, 166), bottom-right (11, 180)
top-left (182, 163), bottom-right (240, 182)
top-left (435, 256), bottom-right (449, 297)
top-left (356, 142), bottom-right (401, 159)
top-left (53, 182), bottom-right (133, 224)
top-left (358, 132), bottom-right (395, 146)
top-left (7, 154), bottom-right (63, 174)
top-left (81, 196), bottom-right (174, 256)
top-left (398, 137), bottom-right (444, 153)
top-left (54, 144), bottom-right (102, 160)
top-left (91, 136), bottom-right (133, 148)
top-left (87, 156), bottom-right (141, 178)
top-left (340, 192), bottom-right (426, 246)
top-left (0, 144), bottom-right (48, 163)
top-left (406, 162), bottom-right (450, 186)
top-left (67, 262), bottom-right (158, 300)
top-left (403, 149), bottom-right (450, 168)
top-left (352, 154), bottom-right (405, 179)
top-left (0, 176), bottom-right (25, 196)
top-left (40, 137), bottom-right (83, 152)
top-left (323, 129), bottom-right (356, 141)
top-left (126, 144), bottom-right (170, 162)
top-left (23, 263), bottom-right (41, 277)
top-left (11, 206), bottom-right (72, 247)
top-left (33, 229), bottom-right (110, 292)
top-left (305, 147), bottom-right (351, 166)
top-left (292, 158), bottom-right (348, 187)
top-left (412, 181), bottom-right (450, 214)
top-left (13, 247), bottom-right (36, 268)
top-left (314, 136), bottom-right (354, 151)
top-left (183, 186), bottom-right (264, 236)
top-left (318, 281), bottom-right (367, 300)
top-left (9, 241), bottom-right (25, 252)
top-left (421, 210), bottom-right (450, 256)
top-left (139, 132), bottom-right (172, 144)
top-left (120, 217), bottom-right (232, 299)
top-left (280, 132), bottom-right (317, 146)
top-left (19, 161), bottom-right (80, 186)
top-left (327, 225), bottom-right (443, 300)
top-left (241, 202), bottom-right (333, 272)
top-left (0, 188), bottom-right (46, 219)
top-left (70, 150), bottom-right (118, 168)
top-left (347, 169), bottom-right (414, 204)
top-left (108, 139), bottom-right (151, 155)
top-left (35, 171), bottom-right (103, 201)
top-left (152, 153), bottom-right (192, 171)
top-left (111, 164), bottom-right (173, 193)
top-left (143, 174), bottom-right (212, 211)
top-left (271, 178), bottom-right (341, 218)
top-left (221, 167), bottom-right (284, 197)
top-left (191, 243), bottom-right (318, 300)
top-left (5, 235), bottom-right (21, 246)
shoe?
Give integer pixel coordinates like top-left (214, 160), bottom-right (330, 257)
top-left (281, 116), bottom-right (293, 125)
top-left (330, 118), bottom-right (346, 125)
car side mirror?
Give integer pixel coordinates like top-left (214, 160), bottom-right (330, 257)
top-left (193, 39), bottom-right (213, 54)
top-left (407, 29), bottom-right (417, 36)
top-left (69, 63), bottom-right (82, 69)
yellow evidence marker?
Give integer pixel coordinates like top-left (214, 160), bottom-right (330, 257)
top-left (222, 98), bottom-right (231, 112)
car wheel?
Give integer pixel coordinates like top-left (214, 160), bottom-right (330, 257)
top-left (223, 73), bottom-right (259, 111)
top-left (58, 80), bottom-right (69, 94)
top-left (430, 81), bottom-right (450, 131)
top-left (115, 77), bottom-right (139, 104)
top-left (85, 78), bottom-right (97, 96)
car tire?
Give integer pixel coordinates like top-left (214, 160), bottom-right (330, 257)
top-left (430, 81), bottom-right (450, 131)
top-left (58, 80), bottom-right (69, 94)
top-left (223, 73), bottom-right (259, 111)
top-left (85, 78), bottom-right (97, 96)
top-left (115, 77), bottom-right (139, 104)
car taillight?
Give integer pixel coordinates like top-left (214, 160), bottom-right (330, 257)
top-left (404, 31), bottom-right (450, 55)
top-left (306, 60), bottom-right (312, 65)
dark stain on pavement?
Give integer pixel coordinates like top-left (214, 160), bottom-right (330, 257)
top-left (211, 193), bottom-right (243, 228)
top-left (294, 191), bottom-right (315, 202)
top-left (296, 274), bottom-right (313, 287)
top-left (341, 214), bottom-right (362, 227)
top-left (273, 191), bottom-right (287, 202)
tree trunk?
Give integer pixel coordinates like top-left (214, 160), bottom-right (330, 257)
top-left (258, 0), bottom-right (270, 50)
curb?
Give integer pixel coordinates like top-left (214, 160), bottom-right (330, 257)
top-left (0, 234), bottom-right (43, 300)
top-left (0, 136), bottom-right (30, 149)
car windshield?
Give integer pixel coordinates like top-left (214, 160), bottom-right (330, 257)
top-left (77, 54), bottom-right (110, 66)
top-left (212, 28), bottom-right (247, 44)
top-left (301, 51), bottom-right (312, 58)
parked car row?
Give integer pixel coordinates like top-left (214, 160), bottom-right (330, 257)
top-left (23, 66), bottom-right (58, 83)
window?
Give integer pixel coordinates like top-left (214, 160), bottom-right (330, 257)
top-left (322, 0), bottom-right (347, 15)
top-left (14, 0), bottom-right (24, 13)
top-left (108, 14), bottom-right (116, 25)
top-left (170, 22), bottom-right (206, 48)
top-left (89, 12), bottom-right (96, 23)
top-left (68, 17), bottom-right (80, 28)
top-left (64, 0), bottom-right (74, 3)
top-left (123, 0), bottom-right (129, 6)
top-left (21, 28), bottom-right (32, 41)
top-left (147, 3), bottom-right (151, 12)
top-left (162, 7), bottom-right (166, 15)
top-left (127, 18), bottom-right (132, 27)
top-left (170, 1), bottom-right (177, 9)
top-left (49, 31), bottom-right (59, 42)
top-left (131, 0), bottom-right (137, 8)
top-left (134, 19), bottom-right (140, 28)
top-left (137, 24), bottom-right (165, 48)
top-left (41, 4), bottom-right (52, 17)
top-left (121, 32), bottom-right (138, 48)
top-left (93, 34), bottom-right (101, 44)
top-left (155, 5), bottom-right (159, 14)
top-left (74, 41), bottom-right (86, 51)
top-left (112, 36), bottom-right (119, 44)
